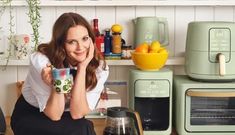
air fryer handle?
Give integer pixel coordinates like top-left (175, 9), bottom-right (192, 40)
top-left (216, 53), bottom-right (226, 76)
top-left (187, 90), bottom-right (235, 97)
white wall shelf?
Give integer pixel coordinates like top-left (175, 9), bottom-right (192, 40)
top-left (0, 57), bottom-right (185, 66)
top-left (2, 0), bottom-right (235, 7)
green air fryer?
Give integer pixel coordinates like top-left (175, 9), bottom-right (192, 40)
top-left (185, 21), bottom-right (235, 81)
top-left (129, 68), bottom-right (172, 135)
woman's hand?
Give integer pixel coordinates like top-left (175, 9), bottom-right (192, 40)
top-left (77, 38), bottom-right (94, 69)
top-left (41, 63), bottom-right (53, 86)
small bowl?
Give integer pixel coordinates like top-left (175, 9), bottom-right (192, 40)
top-left (131, 52), bottom-right (168, 71)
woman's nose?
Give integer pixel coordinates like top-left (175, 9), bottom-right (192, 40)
top-left (75, 43), bottom-right (81, 49)
top-left (75, 41), bottom-right (84, 49)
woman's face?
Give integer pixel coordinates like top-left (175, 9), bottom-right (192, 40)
top-left (65, 25), bottom-right (91, 65)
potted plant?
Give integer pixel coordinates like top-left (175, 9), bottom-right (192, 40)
top-left (0, 0), bottom-right (15, 70)
top-left (26, 0), bottom-right (41, 51)
top-left (0, 0), bottom-right (41, 70)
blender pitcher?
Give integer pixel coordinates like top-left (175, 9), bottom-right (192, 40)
top-left (103, 107), bottom-right (143, 135)
top-left (133, 17), bottom-right (169, 48)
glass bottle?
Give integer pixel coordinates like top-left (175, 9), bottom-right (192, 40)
top-left (104, 29), bottom-right (112, 54)
top-left (93, 19), bottom-right (100, 37)
top-left (100, 34), bottom-right (104, 55)
top-left (93, 19), bottom-right (104, 56)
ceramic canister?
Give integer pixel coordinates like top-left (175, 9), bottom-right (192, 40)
top-left (13, 34), bottom-right (30, 59)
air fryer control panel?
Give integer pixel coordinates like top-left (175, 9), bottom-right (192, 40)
top-left (209, 28), bottom-right (231, 62)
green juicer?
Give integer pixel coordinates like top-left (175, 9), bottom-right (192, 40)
top-left (129, 68), bottom-right (173, 135)
top-left (185, 21), bottom-right (235, 81)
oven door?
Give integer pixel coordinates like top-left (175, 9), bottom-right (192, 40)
top-left (185, 89), bottom-right (235, 132)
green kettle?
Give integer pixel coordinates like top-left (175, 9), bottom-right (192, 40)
top-left (133, 17), bottom-right (169, 48)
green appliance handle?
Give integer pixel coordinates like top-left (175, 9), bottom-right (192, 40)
top-left (158, 17), bottom-right (169, 46)
top-left (126, 110), bottom-right (143, 135)
top-left (187, 90), bottom-right (235, 97)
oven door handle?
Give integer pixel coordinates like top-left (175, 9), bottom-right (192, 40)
top-left (186, 91), bottom-right (235, 97)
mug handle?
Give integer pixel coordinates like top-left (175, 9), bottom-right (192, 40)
top-left (127, 110), bottom-right (143, 135)
top-left (158, 17), bottom-right (169, 46)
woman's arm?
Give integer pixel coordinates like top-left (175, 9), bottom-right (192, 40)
top-left (69, 39), bottom-right (94, 119)
top-left (69, 66), bottom-right (90, 119)
top-left (41, 64), bottom-right (66, 121)
top-left (43, 90), bottom-right (65, 121)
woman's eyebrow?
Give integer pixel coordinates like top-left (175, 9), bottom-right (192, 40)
top-left (83, 34), bottom-right (89, 37)
top-left (67, 34), bottom-right (89, 40)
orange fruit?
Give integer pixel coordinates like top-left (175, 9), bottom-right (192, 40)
top-left (149, 50), bottom-right (158, 53)
top-left (111, 24), bottom-right (123, 33)
top-left (149, 41), bottom-right (161, 53)
top-left (158, 47), bottom-right (168, 54)
top-left (135, 43), bottom-right (149, 53)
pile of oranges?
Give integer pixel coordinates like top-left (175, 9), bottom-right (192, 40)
top-left (135, 41), bottom-right (168, 54)
top-left (131, 40), bottom-right (169, 71)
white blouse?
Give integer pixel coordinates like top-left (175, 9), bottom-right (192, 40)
top-left (22, 52), bottom-right (109, 112)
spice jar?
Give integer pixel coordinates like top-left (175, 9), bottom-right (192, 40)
top-left (121, 45), bottom-right (133, 59)
top-left (112, 32), bottom-right (122, 54)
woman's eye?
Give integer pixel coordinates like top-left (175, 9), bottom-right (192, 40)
top-left (82, 36), bottom-right (89, 41)
top-left (67, 40), bottom-right (78, 45)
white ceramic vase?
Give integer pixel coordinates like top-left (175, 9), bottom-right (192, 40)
top-left (13, 34), bottom-right (30, 60)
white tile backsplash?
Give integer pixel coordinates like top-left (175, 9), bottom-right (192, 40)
top-left (1, 4), bottom-right (235, 116)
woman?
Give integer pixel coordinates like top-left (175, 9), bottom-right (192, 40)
top-left (11, 12), bottom-right (109, 135)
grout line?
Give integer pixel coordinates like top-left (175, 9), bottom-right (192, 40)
top-left (155, 6), bottom-right (156, 17)
top-left (233, 7), bottom-right (235, 22)
top-left (95, 6), bottom-right (97, 18)
top-left (194, 6), bottom-right (196, 21)
top-left (213, 6), bottom-right (215, 21)
top-left (115, 6), bottom-right (117, 23)
top-left (173, 6), bottom-right (176, 57)
top-left (173, 6), bottom-right (176, 73)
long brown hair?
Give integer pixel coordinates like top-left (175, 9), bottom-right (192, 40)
top-left (38, 12), bottom-right (106, 90)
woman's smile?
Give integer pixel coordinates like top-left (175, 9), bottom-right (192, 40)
top-left (74, 50), bottom-right (87, 57)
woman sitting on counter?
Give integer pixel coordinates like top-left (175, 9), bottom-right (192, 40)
top-left (11, 12), bottom-right (109, 135)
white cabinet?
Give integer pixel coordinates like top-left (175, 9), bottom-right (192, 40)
top-left (5, 0), bottom-right (235, 6)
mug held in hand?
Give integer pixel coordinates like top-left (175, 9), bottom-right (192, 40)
top-left (52, 68), bottom-right (73, 93)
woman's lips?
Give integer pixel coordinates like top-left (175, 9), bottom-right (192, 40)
top-left (74, 51), bottom-right (87, 57)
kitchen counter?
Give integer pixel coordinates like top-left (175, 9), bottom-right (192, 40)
top-left (5, 116), bottom-right (179, 135)
top-left (0, 57), bottom-right (185, 66)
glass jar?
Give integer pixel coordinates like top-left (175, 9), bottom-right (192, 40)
top-left (112, 32), bottom-right (122, 54)
top-left (121, 45), bottom-right (132, 59)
